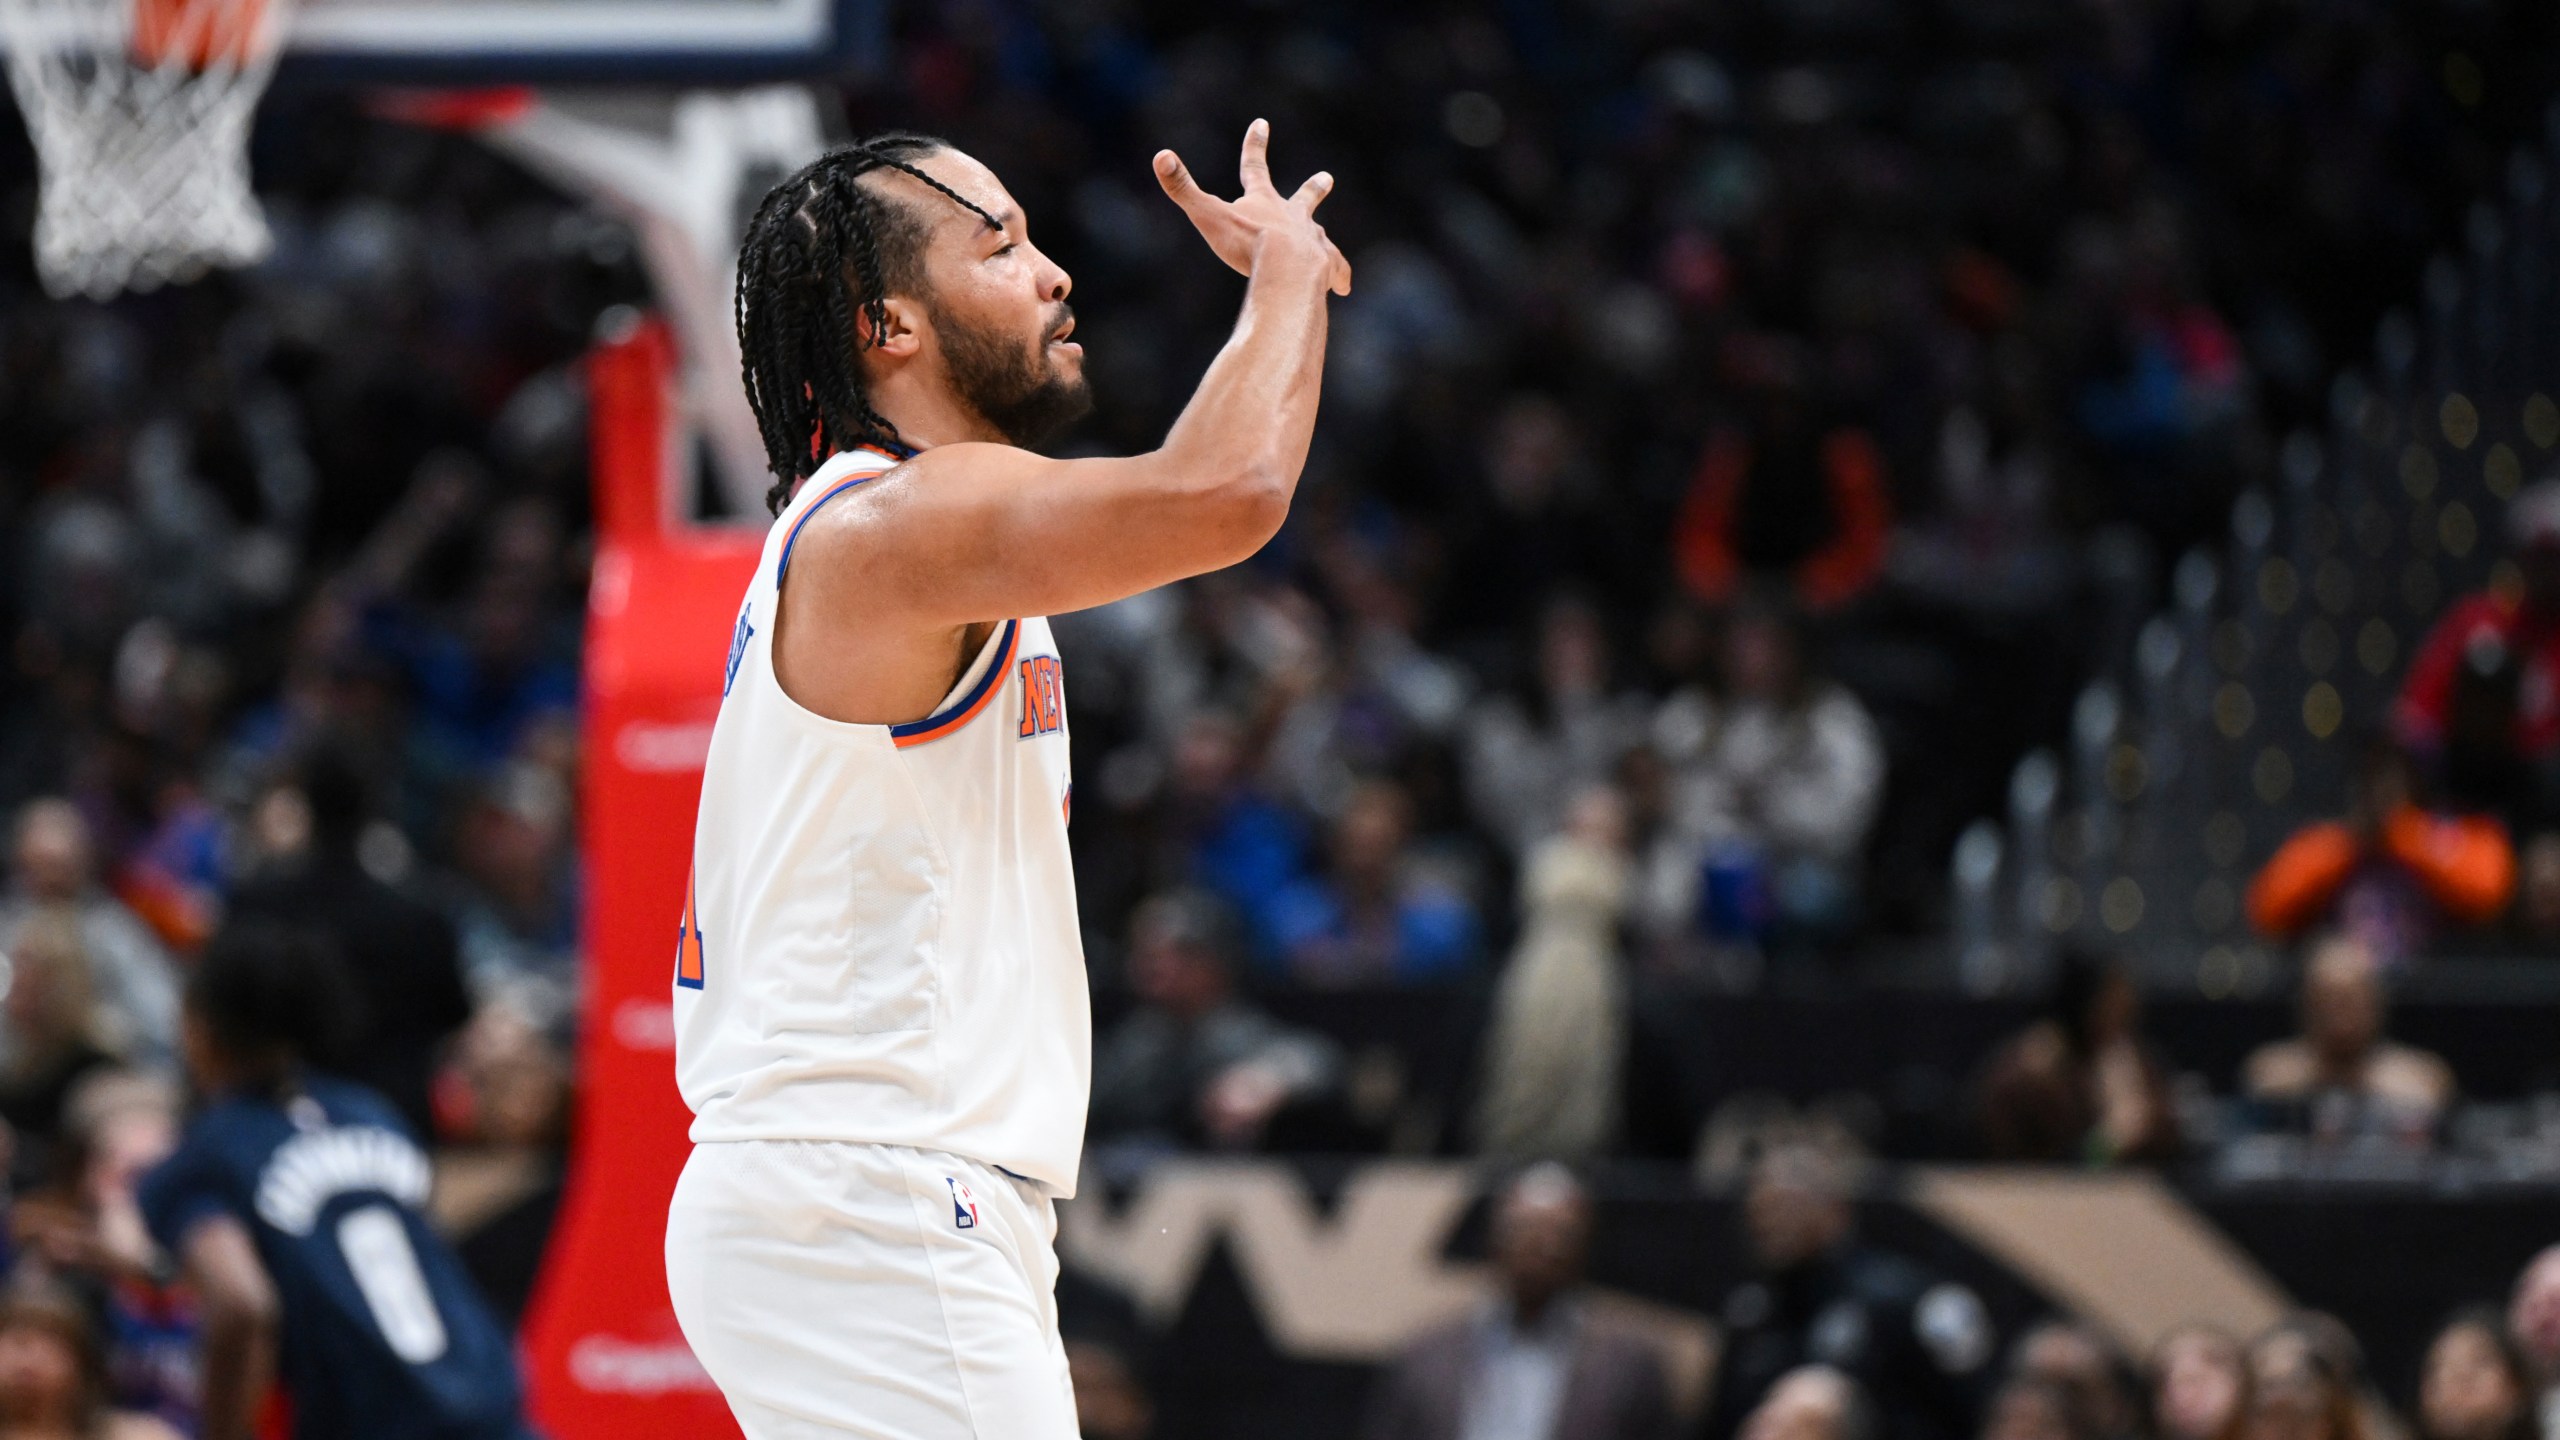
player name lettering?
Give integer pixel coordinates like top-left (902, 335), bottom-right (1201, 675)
top-left (253, 1126), bottom-right (435, 1236)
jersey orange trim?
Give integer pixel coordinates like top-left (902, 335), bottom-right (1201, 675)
top-left (675, 868), bottom-right (705, 989)
top-left (892, 620), bottom-right (1021, 749)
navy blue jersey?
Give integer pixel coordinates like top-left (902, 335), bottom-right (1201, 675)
top-left (140, 1076), bottom-right (536, 1440)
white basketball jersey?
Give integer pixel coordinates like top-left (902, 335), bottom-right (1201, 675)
top-left (673, 446), bottom-right (1089, 1195)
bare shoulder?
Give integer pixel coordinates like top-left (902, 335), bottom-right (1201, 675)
top-left (775, 446), bottom-right (1045, 723)
top-left (843, 440), bottom-right (1045, 514)
top-left (787, 442), bottom-right (1039, 583)
top-left (106, 1414), bottom-right (188, 1440)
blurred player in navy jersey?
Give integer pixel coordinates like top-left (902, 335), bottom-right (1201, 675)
top-left (138, 924), bottom-right (537, 1440)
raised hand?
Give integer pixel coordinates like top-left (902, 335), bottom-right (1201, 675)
top-left (1153, 119), bottom-right (1352, 297)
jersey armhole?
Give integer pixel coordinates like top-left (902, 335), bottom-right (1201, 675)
top-left (889, 619), bottom-right (1020, 749)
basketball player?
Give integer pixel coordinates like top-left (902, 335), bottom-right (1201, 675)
top-left (664, 121), bottom-right (1347, 1438)
top-left (140, 924), bottom-right (537, 1440)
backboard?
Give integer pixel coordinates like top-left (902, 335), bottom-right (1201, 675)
top-left (280, 0), bottom-right (877, 84)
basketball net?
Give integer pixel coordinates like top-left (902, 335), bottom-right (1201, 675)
top-left (0, 0), bottom-right (290, 299)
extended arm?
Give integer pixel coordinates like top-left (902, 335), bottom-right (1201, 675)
top-left (792, 121), bottom-right (1348, 630)
top-left (187, 1216), bottom-right (280, 1440)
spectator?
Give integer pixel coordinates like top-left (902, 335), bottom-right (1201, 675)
top-left (1615, 739), bottom-right (1743, 983)
top-left (1889, 349), bottom-right (2078, 625)
top-left (1252, 589), bottom-right (1434, 825)
top-left (2510, 832), bottom-right (2560, 949)
top-left (1087, 892), bottom-right (1342, 1153)
top-left (1, 802), bottom-right (177, 1067)
top-left (1158, 709), bottom-right (1309, 944)
top-left (349, 475), bottom-right (580, 779)
top-left (2243, 1322), bottom-right (2368, 1440)
top-left (1067, 1337), bottom-right (1154, 1440)
top-left (1705, 1145), bottom-right (1995, 1440)
top-left (1976, 948), bottom-right (2180, 1165)
top-left (1363, 1163), bottom-right (1673, 1440)
top-left (227, 744), bottom-right (472, 1140)
top-left (1264, 781), bottom-right (1480, 987)
top-left (438, 1005), bottom-right (570, 1328)
top-left (0, 912), bottom-right (120, 1154)
top-left (1665, 601), bottom-right (1885, 958)
top-left (1059, 1262), bottom-right (1155, 1440)
top-left (7, 1071), bottom-right (191, 1434)
top-left (2008, 1322), bottom-right (2140, 1440)
top-left (1461, 597), bottom-right (1645, 861)
top-left (1444, 395), bottom-right (1629, 645)
top-left (2066, 208), bottom-right (2247, 543)
top-left (2396, 481), bottom-right (2560, 828)
top-left (1474, 786), bottom-right (1633, 1161)
top-left (448, 761), bottom-right (581, 1035)
top-left (1741, 1367), bottom-right (1875, 1440)
top-left (0, 1280), bottom-right (182, 1440)
top-left (2151, 1326), bottom-right (2249, 1440)
top-left (2508, 1247), bottom-right (2560, 1440)
top-left (2246, 740), bottom-right (2511, 965)
top-left (1672, 346), bottom-right (1892, 615)
top-left (1980, 1376), bottom-right (2087, 1440)
top-left (2241, 933), bottom-right (2454, 1144)
top-left (2414, 1309), bottom-right (2533, 1440)
top-left (446, 1007), bottom-right (569, 1153)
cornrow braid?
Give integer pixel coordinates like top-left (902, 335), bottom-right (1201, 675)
top-left (734, 134), bottom-right (1001, 515)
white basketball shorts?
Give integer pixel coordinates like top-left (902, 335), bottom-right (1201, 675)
top-left (665, 1140), bottom-right (1077, 1439)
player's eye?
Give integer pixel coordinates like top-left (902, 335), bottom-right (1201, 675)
top-left (991, 242), bottom-right (1017, 259)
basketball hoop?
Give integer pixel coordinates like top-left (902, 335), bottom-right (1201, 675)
top-left (0, 0), bottom-right (290, 299)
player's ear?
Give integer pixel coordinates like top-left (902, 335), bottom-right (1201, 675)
top-left (864, 295), bottom-right (924, 360)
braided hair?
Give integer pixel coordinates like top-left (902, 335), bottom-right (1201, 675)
top-left (735, 135), bottom-right (1002, 515)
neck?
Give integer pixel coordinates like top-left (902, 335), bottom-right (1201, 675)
top-left (0, 1402), bottom-right (78, 1433)
top-left (1510, 1287), bottom-right (1568, 1329)
top-left (1165, 992), bottom-right (1225, 1025)
top-left (867, 362), bottom-right (1004, 451)
top-left (205, 1054), bottom-right (297, 1098)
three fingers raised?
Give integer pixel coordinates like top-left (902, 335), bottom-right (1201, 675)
top-left (1157, 122), bottom-right (1350, 295)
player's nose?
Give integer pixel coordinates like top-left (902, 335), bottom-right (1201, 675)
top-left (1033, 245), bottom-right (1071, 303)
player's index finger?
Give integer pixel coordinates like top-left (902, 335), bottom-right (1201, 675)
top-left (1154, 150), bottom-right (1218, 216)
top-left (1239, 118), bottom-right (1273, 191)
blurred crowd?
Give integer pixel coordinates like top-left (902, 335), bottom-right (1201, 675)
top-left (1057, 1149), bottom-right (2560, 1440)
top-left (0, 44), bottom-right (619, 1429)
top-left (1355, 1154), bottom-right (2560, 1440)
top-left (975, 0), bottom-right (2549, 953)
top-left (0, 0), bottom-right (2556, 1433)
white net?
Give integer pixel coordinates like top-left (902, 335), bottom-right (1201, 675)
top-left (0, 0), bottom-right (290, 299)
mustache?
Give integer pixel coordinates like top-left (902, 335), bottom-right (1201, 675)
top-left (1042, 302), bottom-right (1076, 343)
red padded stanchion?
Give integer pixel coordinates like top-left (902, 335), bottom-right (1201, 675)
top-left (516, 313), bottom-right (756, 1437)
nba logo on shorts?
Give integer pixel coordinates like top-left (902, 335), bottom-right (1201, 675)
top-left (946, 1177), bottom-right (980, 1229)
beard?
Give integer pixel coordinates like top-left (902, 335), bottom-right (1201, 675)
top-left (935, 300), bottom-right (1093, 451)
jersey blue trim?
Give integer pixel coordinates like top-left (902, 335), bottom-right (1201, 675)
top-left (890, 620), bottom-right (1019, 745)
